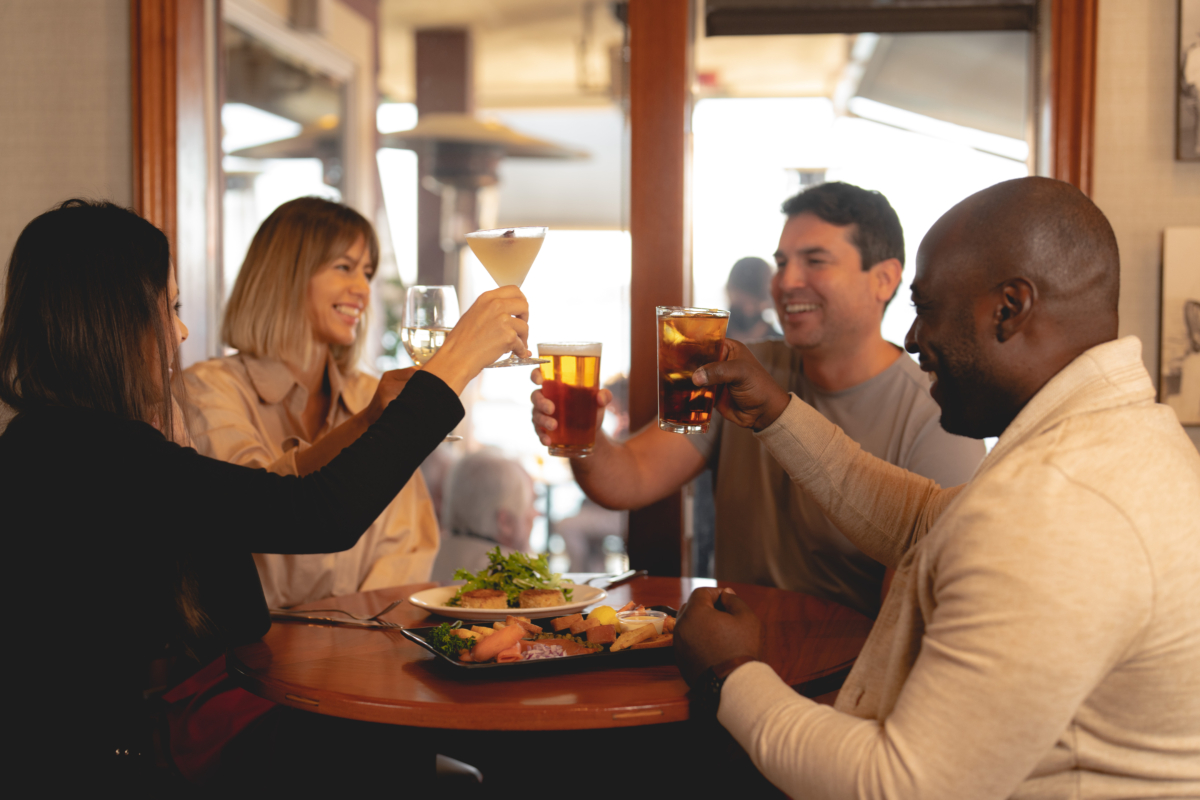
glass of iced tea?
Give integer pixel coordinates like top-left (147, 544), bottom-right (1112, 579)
top-left (656, 307), bottom-right (729, 434)
top-left (538, 342), bottom-right (603, 457)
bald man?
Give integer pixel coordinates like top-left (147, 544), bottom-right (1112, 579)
top-left (674, 178), bottom-right (1200, 799)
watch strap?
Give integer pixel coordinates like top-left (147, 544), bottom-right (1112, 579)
top-left (697, 655), bottom-right (759, 716)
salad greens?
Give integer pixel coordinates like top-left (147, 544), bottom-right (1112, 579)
top-left (449, 547), bottom-right (573, 607)
top-left (426, 620), bottom-right (473, 657)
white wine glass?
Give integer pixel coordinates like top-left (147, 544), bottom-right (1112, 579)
top-left (401, 285), bottom-right (462, 442)
top-left (465, 226), bottom-right (549, 368)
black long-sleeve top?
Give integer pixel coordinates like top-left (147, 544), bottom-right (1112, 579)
top-left (1, 370), bottom-right (462, 756)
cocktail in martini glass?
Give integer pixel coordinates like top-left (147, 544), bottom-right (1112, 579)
top-left (465, 226), bottom-right (549, 368)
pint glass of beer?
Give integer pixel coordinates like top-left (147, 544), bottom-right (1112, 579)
top-left (656, 307), bottom-right (729, 434)
top-left (538, 342), bottom-right (603, 457)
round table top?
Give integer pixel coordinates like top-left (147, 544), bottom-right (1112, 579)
top-left (228, 576), bottom-right (872, 731)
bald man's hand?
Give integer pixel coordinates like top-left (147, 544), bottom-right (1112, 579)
top-left (693, 339), bottom-right (790, 432)
top-left (674, 587), bottom-right (763, 689)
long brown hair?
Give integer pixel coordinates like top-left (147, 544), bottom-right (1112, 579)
top-left (223, 197), bottom-right (379, 373)
top-left (0, 200), bottom-right (210, 642)
top-left (0, 199), bottom-right (186, 442)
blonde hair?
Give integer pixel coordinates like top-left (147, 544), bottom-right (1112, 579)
top-left (223, 197), bottom-right (379, 372)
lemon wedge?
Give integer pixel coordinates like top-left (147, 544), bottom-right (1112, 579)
top-left (587, 605), bottom-right (617, 627)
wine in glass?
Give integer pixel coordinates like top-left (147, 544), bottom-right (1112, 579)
top-left (401, 285), bottom-right (462, 441)
top-left (402, 285), bottom-right (459, 366)
top-left (465, 226), bottom-right (548, 368)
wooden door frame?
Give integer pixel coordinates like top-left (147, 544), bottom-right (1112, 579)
top-left (626, 0), bottom-right (694, 578)
top-left (625, 0), bottom-right (1098, 575)
top-left (1044, 0), bottom-right (1098, 194)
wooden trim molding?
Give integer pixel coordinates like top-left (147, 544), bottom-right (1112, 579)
top-left (1047, 0), bottom-right (1098, 195)
top-left (626, 0), bottom-right (693, 577)
top-left (131, 0), bottom-right (178, 248)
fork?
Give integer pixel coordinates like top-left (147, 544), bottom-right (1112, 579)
top-left (269, 598), bottom-right (405, 628)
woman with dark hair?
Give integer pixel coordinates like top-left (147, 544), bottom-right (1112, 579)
top-left (0, 200), bottom-right (529, 790)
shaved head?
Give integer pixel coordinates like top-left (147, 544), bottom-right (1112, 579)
top-left (929, 176), bottom-right (1119, 333)
top-left (906, 177), bottom-right (1121, 438)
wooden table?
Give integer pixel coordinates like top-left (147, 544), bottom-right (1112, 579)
top-left (229, 576), bottom-right (872, 731)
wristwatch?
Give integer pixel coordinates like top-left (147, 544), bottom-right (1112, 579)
top-left (697, 655), bottom-right (759, 716)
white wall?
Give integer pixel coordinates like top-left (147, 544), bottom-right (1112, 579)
top-left (0, 0), bottom-right (133, 266)
top-left (1093, 0), bottom-right (1200, 450)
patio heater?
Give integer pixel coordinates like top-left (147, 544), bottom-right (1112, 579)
top-left (380, 113), bottom-right (586, 285)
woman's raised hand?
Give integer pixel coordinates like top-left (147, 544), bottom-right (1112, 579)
top-left (423, 286), bottom-right (530, 394)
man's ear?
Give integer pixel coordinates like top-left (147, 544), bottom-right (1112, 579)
top-left (870, 258), bottom-right (903, 306)
top-left (994, 278), bottom-right (1036, 342)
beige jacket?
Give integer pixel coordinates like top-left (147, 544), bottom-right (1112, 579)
top-left (719, 337), bottom-right (1200, 799)
top-left (183, 353), bottom-right (439, 607)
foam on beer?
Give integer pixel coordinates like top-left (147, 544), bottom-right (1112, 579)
top-left (537, 342), bottom-right (602, 357)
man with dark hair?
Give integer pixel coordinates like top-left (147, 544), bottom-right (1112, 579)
top-left (530, 182), bottom-right (984, 617)
top-left (780, 182), bottom-right (905, 305)
top-left (674, 177), bottom-right (1200, 798)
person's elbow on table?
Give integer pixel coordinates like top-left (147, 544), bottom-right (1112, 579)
top-left (692, 340), bottom-right (790, 432)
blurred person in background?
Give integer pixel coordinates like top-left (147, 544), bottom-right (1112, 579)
top-left (533, 183), bottom-right (984, 618)
top-left (725, 256), bottom-right (782, 341)
top-left (185, 198), bottom-right (439, 608)
top-left (431, 450), bottom-right (536, 582)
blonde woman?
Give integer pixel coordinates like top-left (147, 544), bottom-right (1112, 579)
top-left (185, 197), bottom-right (441, 607)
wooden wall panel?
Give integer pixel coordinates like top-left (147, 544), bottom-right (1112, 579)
top-left (1048, 0), bottom-right (1098, 195)
top-left (626, 0), bottom-right (692, 577)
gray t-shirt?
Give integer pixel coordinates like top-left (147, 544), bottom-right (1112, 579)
top-left (688, 340), bottom-right (985, 617)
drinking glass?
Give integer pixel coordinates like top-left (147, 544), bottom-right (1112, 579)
top-left (401, 285), bottom-right (462, 442)
top-left (402, 285), bottom-right (459, 367)
top-left (656, 307), bottom-right (730, 434)
top-left (465, 226), bottom-right (549, 368)
top-left (538, 342), bottom-right (603, 457)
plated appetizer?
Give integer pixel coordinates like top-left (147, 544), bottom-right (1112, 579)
top-left (423, 601), bottom-right (676, 664)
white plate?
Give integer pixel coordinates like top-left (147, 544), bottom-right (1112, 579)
top-left (407, 583), bottom-right (607, 621)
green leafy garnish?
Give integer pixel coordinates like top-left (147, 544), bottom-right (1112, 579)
top-left (449, 547), bottom-right (574, 607)
top-left (426, 620), bottom-right (473, 657)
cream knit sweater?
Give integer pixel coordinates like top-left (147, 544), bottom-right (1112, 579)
top-left (718, 337), bottom-right (1200, 799)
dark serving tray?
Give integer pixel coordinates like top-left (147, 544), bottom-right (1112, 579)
top-left (402, 606), bottom-right (678, 673)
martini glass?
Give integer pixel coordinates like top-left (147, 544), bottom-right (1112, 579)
top-left (465, 226), bottom-right (549, 368)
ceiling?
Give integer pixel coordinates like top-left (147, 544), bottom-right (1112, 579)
top-left (380, 0), bottom-right (625, 107)
top-left (856, 31), bottom-right (1029, 139)
top-left (377, 1), bottom-right (1026, 141)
